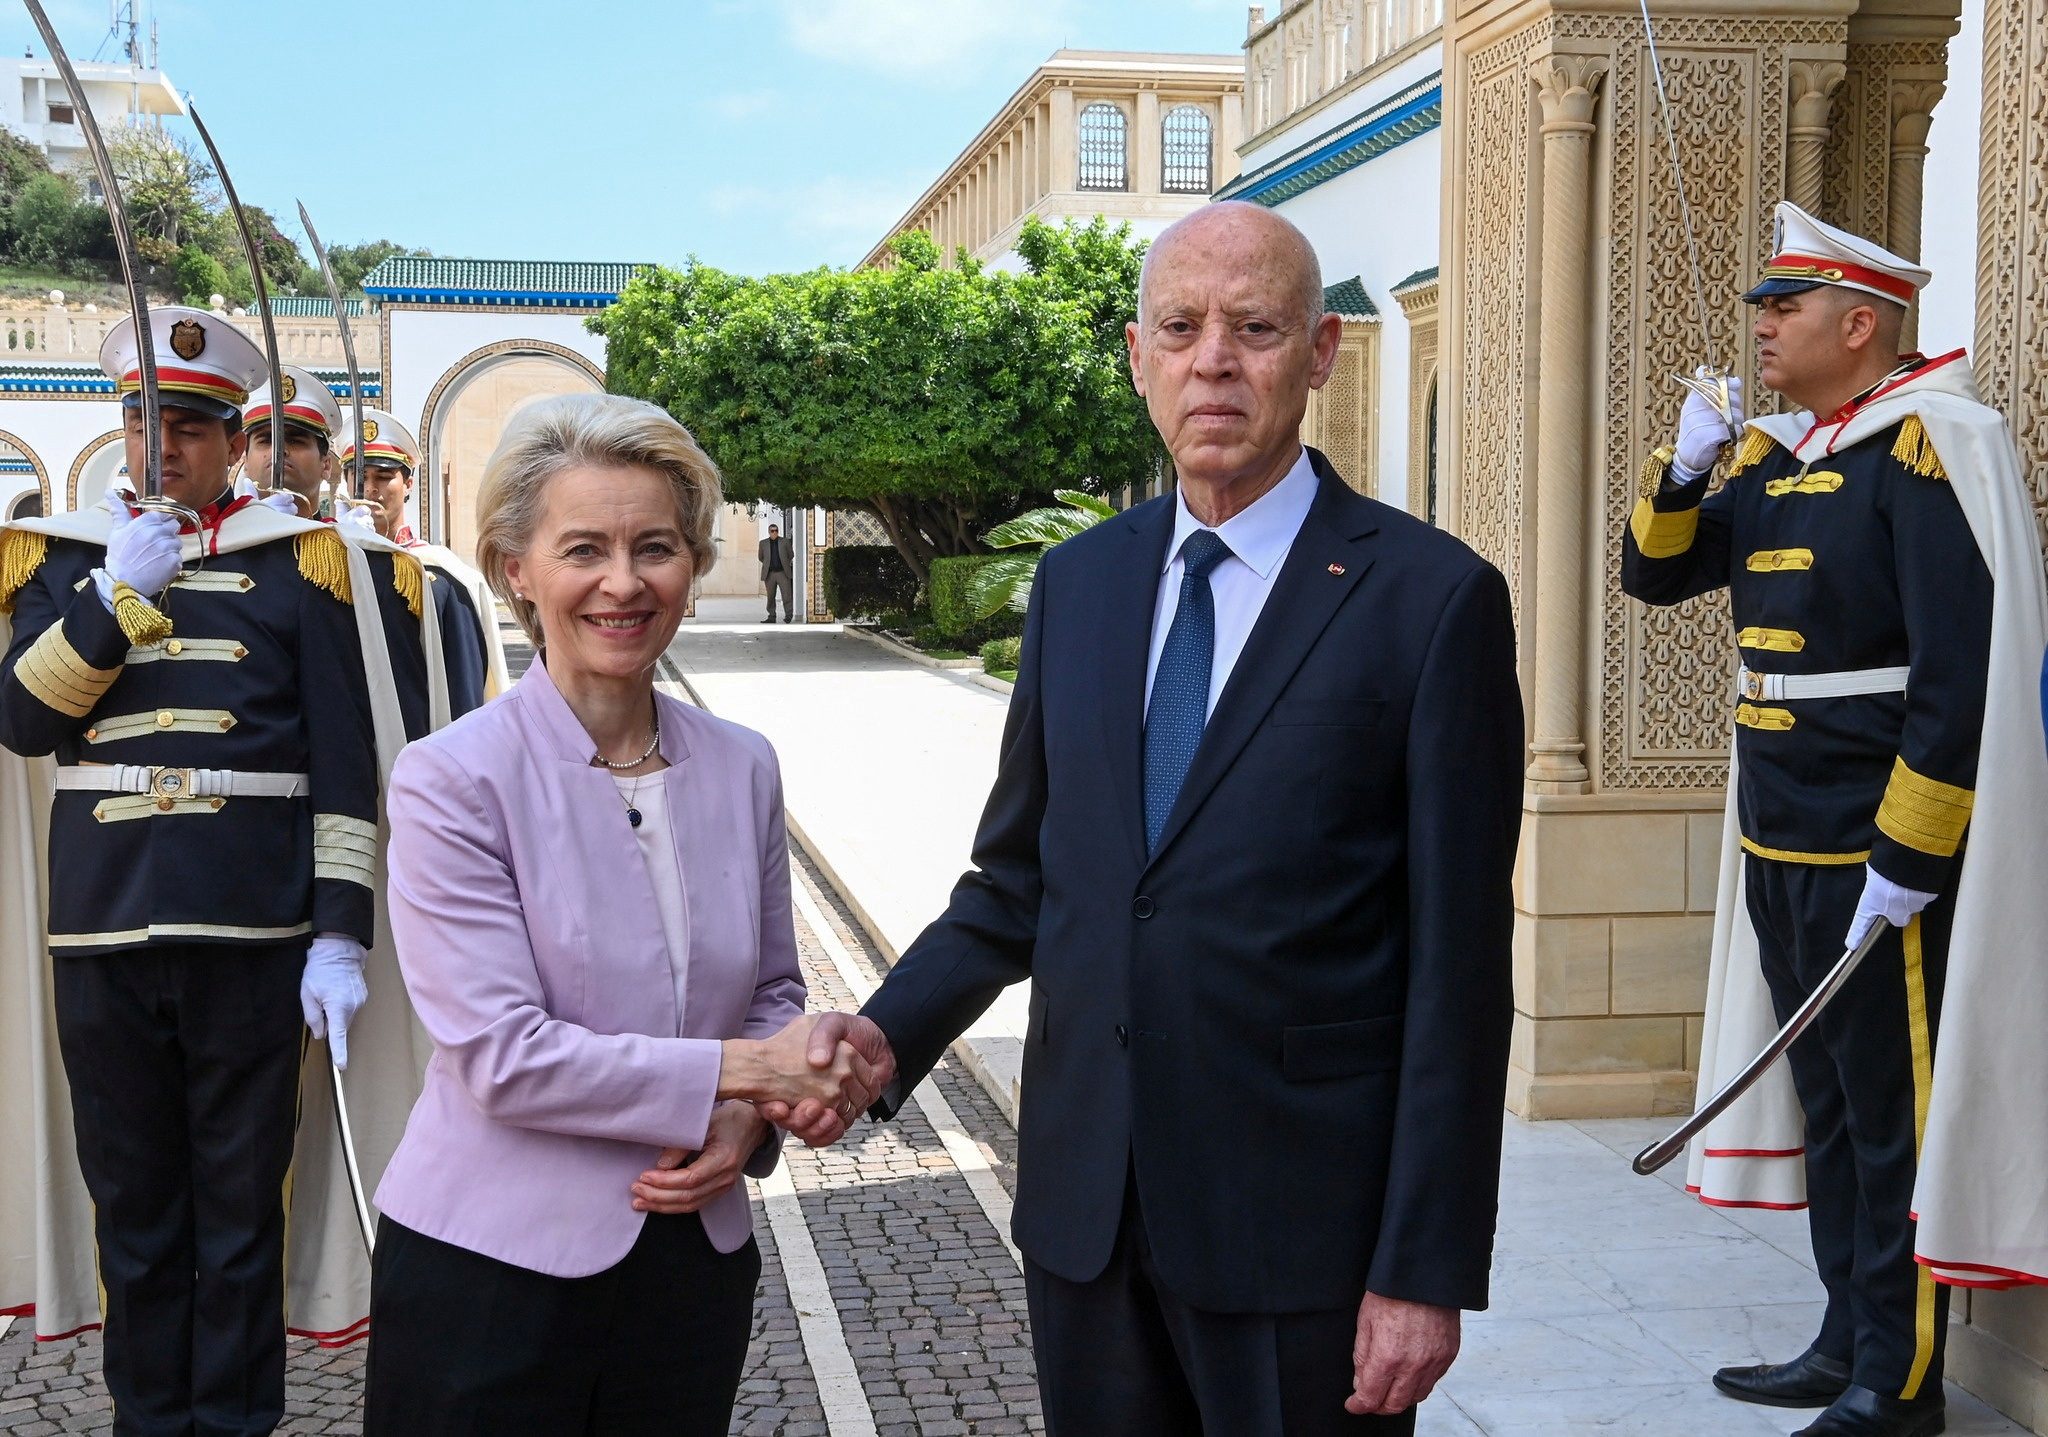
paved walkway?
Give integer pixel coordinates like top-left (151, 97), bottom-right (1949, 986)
top-left (669, 624), bottom-right (2027, 1436)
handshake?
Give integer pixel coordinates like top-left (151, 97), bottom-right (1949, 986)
top-left (719, 1012), bottom-right (898, 1148)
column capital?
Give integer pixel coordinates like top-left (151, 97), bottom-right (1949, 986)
top-left (1788, 59), bottom-right (1848, 130)
top-left (1533, 54), bottom-right (1609, 133)
top-left (1890, 79), bottom-right (1945, 148)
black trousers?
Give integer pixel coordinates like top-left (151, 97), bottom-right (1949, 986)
top-left (363, 1212), bottom-right (760, 1437)
top-left (1746, 858), bottom-right (1953, 1399)
top-left (52, 941), bottom-right (307, 1437)
top-left (1025, 1181), bottom-right (1416, 1436)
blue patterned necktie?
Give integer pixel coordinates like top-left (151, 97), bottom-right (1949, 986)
top-left (1143, 529), bottom-right (1233, 855)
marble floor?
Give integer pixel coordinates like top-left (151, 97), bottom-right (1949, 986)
top-left (1422, 1115), bottom-right (2026, 1435)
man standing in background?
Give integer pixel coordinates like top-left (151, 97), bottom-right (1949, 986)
top-left (759, 521), bottom-right (793, 623)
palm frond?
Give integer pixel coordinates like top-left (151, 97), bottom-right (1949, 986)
top-left (983, 507), bottom-right (1094, 550)
top-left (1052, 489), bottom-right (1117, 519)
top-left (968, 553), bottom-right (1043, 618)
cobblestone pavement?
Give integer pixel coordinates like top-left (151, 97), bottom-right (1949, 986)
top-left (0, 849), bottom-right (1041, 1436)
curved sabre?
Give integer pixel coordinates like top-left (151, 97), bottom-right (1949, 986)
top-left (296, 202), bottom-right (366, 512)
top-left (186, 99), bottom-right (287, 497)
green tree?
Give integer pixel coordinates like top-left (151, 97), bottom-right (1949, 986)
top-left (322, 239), bottom-right (419, 295)
top-left (173, 244), bottom-right (228, 306)
top-left (107, 126), bottom-right (216, 264)
top-left (7, 172), bottom-right (102, 269)
top-left (595, 222), bottom-right (1159, 585)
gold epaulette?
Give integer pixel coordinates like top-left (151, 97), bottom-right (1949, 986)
top-left (0, 526), bottom-right (48, 614)
top-left (295, 526), bottom-right (353, 605)
top-left (390, 549), bottom-right (423, 619)
top-left (1891, 414), bottom-right (1948, 480)
top-left (1727, 427), bottom-right (1776, 478)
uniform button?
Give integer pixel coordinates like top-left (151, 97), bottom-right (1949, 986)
top-left (155, 710), bottom-right (174, 728)
top-left (1132, 896), bottom-right (1155, 919)
top-left (165, 639), bottom-right (183, 656)
top-left (1115, 1024), bottom-right (1129, 1047)
top-left (156, 798), bottom-right (174, 812)
top-left (84, 728), bottom-right (97, 741)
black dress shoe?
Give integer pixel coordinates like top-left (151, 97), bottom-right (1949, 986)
top-left (1713, 1348), bottom-right (1853, 1407)
top-left (1794, 1384), bottom-right (1944, 1436)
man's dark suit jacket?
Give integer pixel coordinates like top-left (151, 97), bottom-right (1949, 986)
top-left (861, 449), bottom-right (1523, 1317)
top-left (758, 535), bottom-right (793, 580)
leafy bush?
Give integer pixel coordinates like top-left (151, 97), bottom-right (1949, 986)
top-left (980, 636), bottom-right (1021, 674)
top-left (928, 555), bottom-right (1024, 648)
top-left (9, 173), bottom-right (92, 268)
top-left (822, 544), bottom-right (920, 621)
top-left (173, 245), bottom-right (229, 306)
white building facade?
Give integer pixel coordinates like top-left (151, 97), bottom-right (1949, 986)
top-left (0, 54), bottom-right (182, 173)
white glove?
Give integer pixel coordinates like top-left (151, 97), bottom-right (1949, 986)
top-left (1671, 376), bottom-right (1746, 482)
top-left (259, 490), bottom-right (302, 516)
top-left (94, 485), bottom-right (181, 611)
top-left (1846, 866), bottom-right (1936, 950)
top-left (301, 934), bottom-right (369, 1070)
top-left (338, 501), bottom-right (377, 532)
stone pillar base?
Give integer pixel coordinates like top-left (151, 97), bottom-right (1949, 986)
top-left (1507, 793), bottom-right (1723, 1120)
top-left (1947, 1291), bottom-right (2048, 1432)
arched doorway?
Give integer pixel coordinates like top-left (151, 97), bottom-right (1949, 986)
top-left (66, 431), bottom-right (127, 512)
top-left (417, 342), bottom-right (604, 561)
top-left (0, 428), bottom-right (51, 519)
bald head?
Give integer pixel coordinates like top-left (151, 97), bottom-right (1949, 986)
top-left (1125, 200), bottom-right (1343, 518)
top-left (1139, 202), bottom-right (1326, 329)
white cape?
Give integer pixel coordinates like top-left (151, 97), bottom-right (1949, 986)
top-left (0, 501), bottom-right (442, 1342)
top-left (1682, 355), bottom-right (2048, 1287)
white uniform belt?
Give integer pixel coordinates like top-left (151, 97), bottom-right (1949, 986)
top-left (1737, 665), bottom-right (1910, 702)
top-left (53, 765), bottom-right (309, 800)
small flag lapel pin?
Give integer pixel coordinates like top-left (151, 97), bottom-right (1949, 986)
top-left (1328, 563), bottom-right (1346, 576)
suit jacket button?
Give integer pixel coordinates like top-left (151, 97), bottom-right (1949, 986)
top-left (1115, 1024), bottom-right (1129, 1047)
top-left (1132, 896), bottom-right (1155, 919)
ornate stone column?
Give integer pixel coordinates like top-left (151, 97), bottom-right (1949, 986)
top-left (1525, 53), bottom-right (1607, 793)
top-left (1887, 80), bottom-right (1942, 348)
top-left (1787, 60), bottom-right (1847, 212)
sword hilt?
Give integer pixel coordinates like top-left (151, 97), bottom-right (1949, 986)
top-left (1671, 364), bottom-right (1741, 448)
top-left (128, 496), bottom-right (207, 586)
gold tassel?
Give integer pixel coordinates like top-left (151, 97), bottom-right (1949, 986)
top-left (295, 527), bottom-right (353, 605)
top-left (390, 551), bottom-right (423, 620)
top-left (1639, 446), bottom-right (1674, 500)
top-left (0, 526), bottom-right (48, 614)
top-left (1727, 427), bottom-right (1775, 477)
top-left (111, 581), bottom-right (173, 646)
top-left (1891, 414), bottom-right (1948, 479)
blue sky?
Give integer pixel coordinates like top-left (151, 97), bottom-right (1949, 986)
top-left (17, 0), bottom-right (1249, 275)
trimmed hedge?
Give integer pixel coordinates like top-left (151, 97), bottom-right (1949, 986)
top-left (979, 636), bottom-right (1021, 674)
top-left (928, 555), bottom-right (1024, 647)
top-left (822, 545), bottom-right (919, 621)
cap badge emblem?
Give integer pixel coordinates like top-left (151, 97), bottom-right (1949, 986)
top-left (362, 418), bottom-right (380, 443)
top-left (279, 373), bottom-right (298, 403)
top-left (169, 319), bottom-right (206, 360)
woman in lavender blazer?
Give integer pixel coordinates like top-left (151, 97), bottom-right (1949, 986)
top-left (362, 395), bottom-right (872, 1436)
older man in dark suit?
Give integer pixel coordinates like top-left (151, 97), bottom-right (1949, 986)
top-left (777, 202), bottom-right (1524, 1435)
top-left (758, 522), bottom-right (793, 622)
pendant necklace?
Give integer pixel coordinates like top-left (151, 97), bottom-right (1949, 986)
top-left (619, 773), bottom-right (647, 829)
top-left (593, 703), bottom-right (660, 771)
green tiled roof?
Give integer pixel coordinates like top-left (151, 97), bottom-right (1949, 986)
top-left (270, 296), bottom-right (365, 316)
top-left (1216, 73), bottom-right (1442, 210)
top-left (1322, 276), bottom-right (1379, 320)
top-left (360, 257), bottom-right (650, 297)
top-left (1391, 266), bottom-right (1439, 294)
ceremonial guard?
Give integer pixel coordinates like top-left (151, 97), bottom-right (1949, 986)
top-left (243, 370), bottom-right (440, 739)
top-left (0, 308), bottom-right (389, 1434)
top-left (342, 407), bottom-right (504, 714)
top-left (1624, 202), bottom-right (2048, 1437)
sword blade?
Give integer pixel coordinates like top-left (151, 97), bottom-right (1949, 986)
top-left (23, 0), bottom-right (160, 499)
top-left (1636, 0), bottom-right (1722, 377)
top-left (186, 100), bottom-right (286, 496)
top-left (330, 1063), bottom-right (376, 1255)
top-left (1632, 919), bottom-right (1893, 1176)
top-left (295, 202), bottom-right (365, 502)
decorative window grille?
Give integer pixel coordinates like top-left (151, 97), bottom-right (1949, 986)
top-left (1077, 103), bottom-right (1128, 191)
top-left (1161, 106), bottom-right (1213, 194)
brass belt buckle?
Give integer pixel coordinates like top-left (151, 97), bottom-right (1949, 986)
top-left (1741, 671), bottom-right (1766, 702)
top-left (149, 766), bottom-right (196, 810)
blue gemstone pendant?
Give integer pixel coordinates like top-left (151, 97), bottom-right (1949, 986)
top-left (626, 807), bottom-right (643, 828)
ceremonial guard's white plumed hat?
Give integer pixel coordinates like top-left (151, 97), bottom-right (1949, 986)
top-left (339, 408), bottom-right (420, 474)
top-left (244, 364), bottom-right (343, 441)
top-left (1743, 200), bottom-right (1933, 307)
top-left (97, 304), bottom-right (268, 421)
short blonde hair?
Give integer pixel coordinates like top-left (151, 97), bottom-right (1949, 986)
top-left (474, 393), bottom-right (723, 646)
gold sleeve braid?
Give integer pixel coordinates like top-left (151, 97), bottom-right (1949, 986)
top-left (17, 623), bottom-right (119, 717)
top-left (1876, 758), bottom-right (1975, 857)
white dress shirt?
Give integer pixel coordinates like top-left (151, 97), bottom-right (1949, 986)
top-left (1144, 447), bottom-right (1319, 719)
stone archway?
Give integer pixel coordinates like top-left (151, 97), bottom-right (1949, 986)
top-left (416, 340), bottom-right (605, 558)
top-left (65, 431), bottom-right (124, 512)
top-left (0, 427), bottom-right (51, 518)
